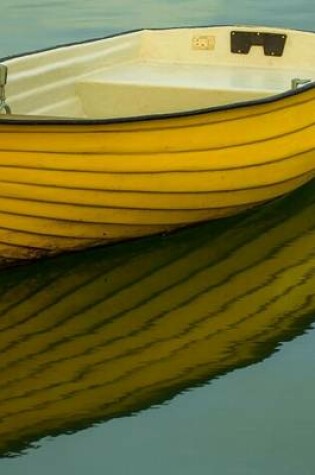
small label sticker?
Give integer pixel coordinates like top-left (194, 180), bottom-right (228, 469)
top-left (192, 35), bottom-right (215, 50)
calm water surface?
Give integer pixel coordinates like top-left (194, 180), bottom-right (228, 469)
top-left (0, 1), bottom-right (314, 474)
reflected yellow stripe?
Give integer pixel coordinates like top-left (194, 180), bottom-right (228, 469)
top-left (0, 179), bottom-right (315, 456)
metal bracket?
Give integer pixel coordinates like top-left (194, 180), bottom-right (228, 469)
top-left (231, 31), bottom-right (287, 57)
top-left (291, 78), bottom-right (312, 90)
top-left (0, 64), bottom-right (11, 114)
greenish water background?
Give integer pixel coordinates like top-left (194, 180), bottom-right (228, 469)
top-left (0, 0), bottom-right (314, 57)
top-left (0, 1), bottom-right (314, 474)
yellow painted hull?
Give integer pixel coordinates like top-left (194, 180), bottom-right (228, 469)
top-left (0, 179), bottom-right (315, 456)
top-left (0, 86), bottom-right (314, 264)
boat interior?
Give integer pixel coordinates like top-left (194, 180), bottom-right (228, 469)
top-left (2, 26), bottom-right (315, 119)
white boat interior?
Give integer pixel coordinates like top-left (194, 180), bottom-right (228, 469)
top-left (3, 26), bottom-right (315, 119)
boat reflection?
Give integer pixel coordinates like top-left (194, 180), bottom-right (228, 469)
top-left (0, 180), bottom-right (315, 457)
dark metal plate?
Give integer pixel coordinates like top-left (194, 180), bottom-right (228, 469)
top-left (231, 31), bottom-right (287, 56)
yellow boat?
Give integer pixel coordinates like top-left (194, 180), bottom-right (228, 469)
top-left (0, 180), bottom-right (315, 456)
top-left (0, 25), bottom-right (314, 265)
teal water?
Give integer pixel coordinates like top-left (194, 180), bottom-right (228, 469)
top-left (0, 1), bottom-right (315, 474)
top-left (0, 0), bottom-right (314, 56)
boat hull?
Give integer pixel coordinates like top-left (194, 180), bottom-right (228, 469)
top-left (0, 68), bottom-right (314, 264)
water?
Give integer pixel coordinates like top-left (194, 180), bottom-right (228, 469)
top-left (0, 1), bottom-right (314, 474)
top-left (0, 0), bottom-right (314, 57)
